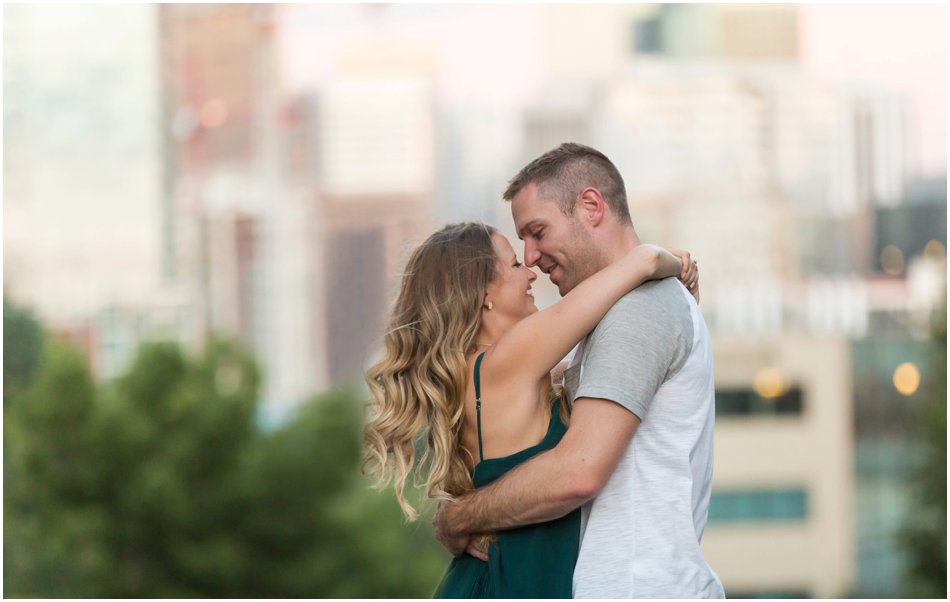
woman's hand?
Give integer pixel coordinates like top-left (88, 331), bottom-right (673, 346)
top-left (630, 244), bottom-right (681, 281)
top-left (465, 533), bottom-right (493, 562)
top-left (627, 244), bottom-right (700, 302)
top-left (669, 248), bottom-right (700, 303)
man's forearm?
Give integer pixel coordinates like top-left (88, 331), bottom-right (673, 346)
top-left (450, 446), bottom-right (592, 534)
top-left (435, 398), bottom-right (638, 556)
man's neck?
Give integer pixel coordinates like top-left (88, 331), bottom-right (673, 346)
top-left (600, 226), bottom-right (641, 267)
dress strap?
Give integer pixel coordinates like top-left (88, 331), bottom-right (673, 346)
top-left (474, 352), bottom-right (486, 462)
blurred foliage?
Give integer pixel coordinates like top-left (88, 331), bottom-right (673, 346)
top-left (4, 325), bottom-right (449, 597)
top-left (899, 308), bottom-right (947, 598)
top-left (3, 297), bottom-right (45, 406)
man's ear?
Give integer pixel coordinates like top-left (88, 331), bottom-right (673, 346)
top-left (577, 187), bottom-right (606, 227)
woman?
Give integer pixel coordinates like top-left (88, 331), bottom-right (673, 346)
top-left (364, 222), bottom-right (697, 598)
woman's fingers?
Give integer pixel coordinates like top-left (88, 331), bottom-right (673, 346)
top-left (667, 248), bottom-right (699, 297)
top-left (466, 534), bottom-right (491, 561)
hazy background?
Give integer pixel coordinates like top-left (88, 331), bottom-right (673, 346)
top-left (4, 3), bottom-right (946, 598)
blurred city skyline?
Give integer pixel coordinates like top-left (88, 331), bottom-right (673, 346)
top-left (279, 4), bottom-right (946, 177)
top-left (4, 3), bottom-right (947, 598)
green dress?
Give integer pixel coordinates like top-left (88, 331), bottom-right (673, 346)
top-left (434, 353), bottom-right (581, 598)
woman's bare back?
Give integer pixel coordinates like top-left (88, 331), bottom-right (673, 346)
top-left (458, 350), bottom-right (555, 470)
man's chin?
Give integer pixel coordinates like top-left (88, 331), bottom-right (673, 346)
top-left (549, 269), bottom-right (569, 296)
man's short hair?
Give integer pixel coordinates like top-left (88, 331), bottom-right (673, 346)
top-left (503, 142), bottom-right (632, 225)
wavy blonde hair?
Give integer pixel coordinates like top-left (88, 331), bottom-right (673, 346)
top-left (363, 222), bottom-right (499, 520)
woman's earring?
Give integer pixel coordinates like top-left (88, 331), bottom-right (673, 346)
top-left (487, 301), bottom-right (493, 311)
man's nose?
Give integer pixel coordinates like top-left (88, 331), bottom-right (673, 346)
top-left (523, 241), bottom-right (541, 268)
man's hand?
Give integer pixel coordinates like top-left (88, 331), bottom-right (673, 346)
top-left (433, 500), bottom-right (470, 557)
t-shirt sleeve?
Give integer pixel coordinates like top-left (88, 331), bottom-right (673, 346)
top-left (573, 284), bottom-right (688, 421)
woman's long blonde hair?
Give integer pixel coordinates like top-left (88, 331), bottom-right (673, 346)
top-left (363, 222), bottom-right (499, 521)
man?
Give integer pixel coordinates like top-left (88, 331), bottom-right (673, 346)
top-left (433, 143), bottom-right (724, 598)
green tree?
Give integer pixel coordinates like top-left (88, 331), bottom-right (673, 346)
top-left (93, 339), bottom-right (260, 597)
top-left (3, 296), bottom-right (44, 405)
top-left (4, 342), bottom-right (111, 597)
top-left (5, 334), bottom-right (449, 597)
top-left (900, 309), bottom-right (947, 598)
top-left (230, 389), bottom-right (448, 597)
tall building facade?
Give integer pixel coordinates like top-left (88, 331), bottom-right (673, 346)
top-left (3, 5), bottom-right (194, 379)
top-left (159, 6), bottom-right (440, 416)
top-left (159, 4), bottom-right (283, 409)
top-left (308, 55), bottom-right (437, 389)
top-left (705, 336), bottom-right (855, 597)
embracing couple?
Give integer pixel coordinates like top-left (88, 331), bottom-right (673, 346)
top-left (365, 143), bottom-right (725, 599)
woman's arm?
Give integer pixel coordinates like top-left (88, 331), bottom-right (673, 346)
top-left (486, 244), bottom-right (682, 382)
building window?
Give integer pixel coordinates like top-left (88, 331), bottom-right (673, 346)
top-left (633, 16), bottom-right (663, 54)
top-left (325, 227), bottom-right (384, 384)
top-left (716, 386), bottom-right (803, 416)
top-left (708, 488), bottom-right (808, 523)
top-left (234, 215), bottom-right (259, 348)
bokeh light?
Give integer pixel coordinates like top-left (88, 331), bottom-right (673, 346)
top-left (753, 367), bottom-right (788, 399)
top-left (924, 239), bottom-right (946, 262)
top-left (200, 99), bottom-right (229, 129)
top-left (880, 245), bottom-right (905, 275)
top-left (892, 362), bottom-right (921, 396)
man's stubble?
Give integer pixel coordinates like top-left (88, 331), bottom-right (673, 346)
top-left (556, 218), bottom-right (609, 297)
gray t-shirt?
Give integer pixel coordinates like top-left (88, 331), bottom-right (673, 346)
top-left (564, 278), bottom-right (724, 598)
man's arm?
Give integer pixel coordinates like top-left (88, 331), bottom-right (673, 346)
top-left (433, 397), bottom-right (640, 556)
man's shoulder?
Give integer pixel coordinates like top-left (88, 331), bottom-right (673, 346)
top-left (575, 278), bottom-right (697, 411)
top-left (600, 277), bottom-right (690, 323)
top-left (583, 278), bottom-right (696, 357)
